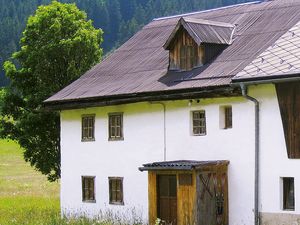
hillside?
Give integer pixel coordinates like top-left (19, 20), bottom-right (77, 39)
top-left (0, 0), bottom-right (254, 86)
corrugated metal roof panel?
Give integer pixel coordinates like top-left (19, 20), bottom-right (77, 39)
top-left (45, 0), bottom-right (300, 104)
top-left (139, 160), bottom-right (229, 171)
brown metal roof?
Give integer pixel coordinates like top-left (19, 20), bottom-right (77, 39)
top-left (45, 0), bottom-right (300, 108)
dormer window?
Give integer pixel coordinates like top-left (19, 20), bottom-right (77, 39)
top-left (164, 17), bottom-right (235, 72)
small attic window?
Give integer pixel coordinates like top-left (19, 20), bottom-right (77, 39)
top-left (164, 17), bottom-right (235, 72)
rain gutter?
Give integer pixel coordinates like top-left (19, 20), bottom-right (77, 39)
top-left (240, 83), bottom-right (260, 225)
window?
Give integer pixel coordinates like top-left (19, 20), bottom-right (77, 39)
top-left (283, 177), bottom-right (295, 210)
top-left (220, 106), bottom-right (232, 129)
top-left (109, 113), bottom-right (123, 140)
top-left (82, 115), bottom-right (95, 141)
top-left (109, 177), bottom-right (124, 205)
top-left (82, 176), bottom-right (95, 202)
top-left (192, 110), bottom-right (206, 135)
top-left (225, 106), bottom-right (232, 129)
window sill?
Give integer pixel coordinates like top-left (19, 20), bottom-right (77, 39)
top-left (109, 201), bottom-right (124, 206)
top-left (82, 200), bottom-right (96, 203)
top-left (192, 134), bottom-right (206, 136)
top-left (81, 138), bottom-right (95, 142)
top-left (282, 209), bottom-right (295, 211)
top-left (108, 138), bottom-right (124, 141)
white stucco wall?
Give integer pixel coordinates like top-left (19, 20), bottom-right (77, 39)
top-left (60, 83), bottom-right (300, 224)
top-left (249, 85), bottom-right (300, 217)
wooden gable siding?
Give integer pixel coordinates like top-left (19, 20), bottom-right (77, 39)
top-left (276, 82), bottom-right (300, 158)
top-left (169, 28), bottom-right (204, 71)
top-left (148, 171), bottom-right (196, 225)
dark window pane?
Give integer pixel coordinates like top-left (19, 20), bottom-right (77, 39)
top-left (192, 111), bottom-right (206, 135)
top-left (82, 177), bottom-right (95, 202)
top-left (109, 177), bottom-right (123, 204)
top-left (283, 177), bottom-right (294, 210)
top-left (225, 106), bottom-right (232, 129)
top-left (169, 176), bottom-right (177, 197)
top-left (109, 114), bottom-right (123, 140)
top-left (82, 115), bottom-right (95, 140)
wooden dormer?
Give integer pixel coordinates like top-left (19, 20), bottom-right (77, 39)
top-left (164, 17), bottom-right (235, 71)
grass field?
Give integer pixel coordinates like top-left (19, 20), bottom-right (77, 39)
top-left (0, 139), bottom-right (60, 225)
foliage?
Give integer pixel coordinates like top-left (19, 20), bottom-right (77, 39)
top-left (0, 0), bottom-right (255, 86)
top-left (0, 1), bottom-right (103, 181)
top-left (0, 87), bottom-right (5, 110)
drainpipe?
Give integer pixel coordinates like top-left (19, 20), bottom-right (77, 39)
top-left (149, 102), bottom-right (167, 161)
top-left (240, 84), bottom-right (260, 225)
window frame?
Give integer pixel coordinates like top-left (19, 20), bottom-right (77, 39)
top-left (191, 110), bottom-right (207, 136)
top-left (108, 177), bottom-right (124, 205)
top-left (108, 113), bottom-right (124, 141)
top-left (81, 114), bottom-right (95, 142)
top-left (282, 177), bottom-right (295, 211)
top-left (224, 106), bottom-right (232, 129)
top-left (81, 176), bottom-right (96, 203)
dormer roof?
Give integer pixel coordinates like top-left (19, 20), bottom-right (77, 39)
top-left (163, 17), bottom-right (235, 50)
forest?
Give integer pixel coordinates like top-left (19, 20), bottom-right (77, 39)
top-left (0, 0), bottom-right (253, 86)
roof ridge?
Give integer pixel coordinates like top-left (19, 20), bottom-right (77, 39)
top-left (182, 17), bottom-right (235, 28)
top-left (153, 1), bottom-right (262, 21)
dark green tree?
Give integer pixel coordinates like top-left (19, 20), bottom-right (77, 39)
top-left (1, 0), bottom-right (103, 181)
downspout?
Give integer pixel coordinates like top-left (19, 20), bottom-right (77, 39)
top-left (240, 84), bottom-right (260, 225)
top-left (149, 102), bottom-right (167, 161)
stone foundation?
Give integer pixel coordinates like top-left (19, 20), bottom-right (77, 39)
top-left (260, 212), bottom-right (300, 225)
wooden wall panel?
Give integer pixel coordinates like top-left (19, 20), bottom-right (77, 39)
top-left (169, 29), bottom-right (201, 71)
top-left (276, 82), bottom-right (300, 158)
top-left (148, 171), bottom-right (157, 225)
top-left (177, 172), bottom-right (197, 225)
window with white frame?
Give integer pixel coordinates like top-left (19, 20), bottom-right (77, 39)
top-left (109, 177), bottom-right (124, 205)
top-left (108, 113), bottom-right (123, 140)
top-left (192, 110), bottom-right (206, 135)
top-left (82, 115), bottom-right (95, 141)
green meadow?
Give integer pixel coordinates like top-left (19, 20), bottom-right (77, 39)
top-left (0, 139), bottom-right (60, 225)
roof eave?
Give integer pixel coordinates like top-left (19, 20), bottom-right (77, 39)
top-left (232, 72), bottom-right (300, 84)
top-left (43, 85), bottom-right (241, 111)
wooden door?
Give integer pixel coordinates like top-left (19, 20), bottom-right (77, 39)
top-left (157, 175), bottom-right (177, 225)
top-left (197, 171), bottom-right (228, 225)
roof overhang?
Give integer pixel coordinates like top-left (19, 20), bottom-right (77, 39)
top-left (232, 72), bottom-right (300, 84)
top-left (139, 160), bottom-right (230, 171)
top-left (43, 85), bottom-right (242, 111)
top-left (163, 17), bottom-right (236, 50)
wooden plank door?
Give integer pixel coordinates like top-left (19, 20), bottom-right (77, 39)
top-left (157, 175), bottom-right (177, 225)
top-left (197, 171), bottom-right (228, 225)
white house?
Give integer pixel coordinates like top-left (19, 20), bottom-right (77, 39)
top-left (44, 1), bottom-right (300, 225)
